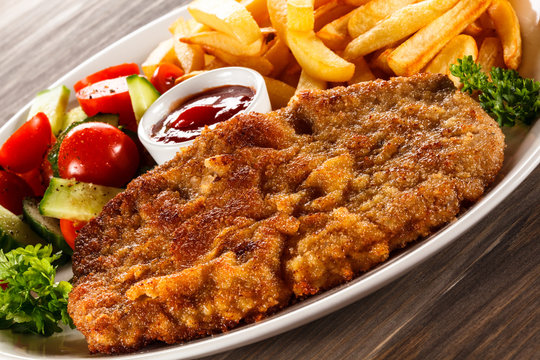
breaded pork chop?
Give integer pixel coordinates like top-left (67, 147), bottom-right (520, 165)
top-left (69, 74), bottom-right (504, 354)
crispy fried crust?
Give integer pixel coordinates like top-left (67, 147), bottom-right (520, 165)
top-left (69, 74), bottom-right (504, 354)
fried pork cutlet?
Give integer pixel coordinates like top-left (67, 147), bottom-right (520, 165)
top-left (69, 74), bottom-right (504, 354)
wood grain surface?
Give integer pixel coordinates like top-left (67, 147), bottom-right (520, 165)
top-left (0, 1), bottom-right (538, 359)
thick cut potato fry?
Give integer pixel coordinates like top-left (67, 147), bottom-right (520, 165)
top-left (347, 56), bottom-right (375, 84)
top-left (208, 48), bottom-right (274, 75)
top-left (296, 69), bottom-right (327, 91)
top-left (477, 37), bottom-right (505, 73)
top-left (463, 20), bottom-right (483, 37)
top-left (142, 38), bottom-right (182, 79)
top-left (487, 0), bottom-right (521, 70)
top-left (264, 37), bottom-right (294, 77)
top-left (240, 0), bottom-right (269, 26)
top-left (347, 0), bottom-right (419, 39)
top-left (268, 0), bottom-right (289, 45)
top-left (188, 0), bottom-right (262, 46)
top-left (181, 31), bottom-right (264, 57)
top-left (287, 0), bottom-right (315, 32)
top-left (342, 0), bottom-right (371, 5)
top-left (172, 19), bottom-right (206, 73)
top-left (369, 48), bottom-right (395, 75)
top-left (344, 0), bottom-right (459, 60)
top-left (313, 1), bottom-right (355, 32)
top-left (388, 0), bottom-right (491, 76)
top-left (263, 76), bottom-right (296, 109)
top-left (317, 11), bottom-right (353, 50)
top-left (287, 30), bottom-right (354, 82)
top-left (424, 34), bottom-right (478, 86)
top-left (174, 70), bottom-right (207, 85)
top-left (279, 58), bottom-right (302, 86)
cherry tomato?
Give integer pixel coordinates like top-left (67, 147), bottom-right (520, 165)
top-left (74, 63), bottom-right (140, 92)
top-left (0, 170), bottom-right (33, 215)
top-left (57, 122), bottom-right (139, 187)
top-left (59, 219), bottom-right (87, 250)
top-left (76, 77), bottom-right (137, 131)
top-left (40, 155), bottom-right (54, 189)
top-left (0, 112), bottom-right (52, 173)
top-left (151, 63), bottom-right (184, 94)
top-left (16, 168), bottom-right (46, 197)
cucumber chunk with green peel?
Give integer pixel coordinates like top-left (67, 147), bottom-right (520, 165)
top-left (27, 85), bottom-right (70, 135)
top-left (0, 204), bottom-right (44, 252)
top-left (126, 74), bottom-right (161, 123)
top-left (39, 178), bottom-right (123, 221)
top-left (22, 198), bottom-right (72, 255)
top-left (62, 106), bottom-right (87, 131)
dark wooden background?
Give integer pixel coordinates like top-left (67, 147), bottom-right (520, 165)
top-left (0, 1), bottom-right (538, 359)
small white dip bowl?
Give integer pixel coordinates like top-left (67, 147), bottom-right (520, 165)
top-left (138, 66), bottom-right (271, 165)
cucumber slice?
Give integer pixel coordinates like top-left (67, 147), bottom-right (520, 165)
top-left (0, 204), bottom-right (44, 252)
top-left (62, 106), bottom-right (87, 131)
top-left (22, 198), bottom-right (72, 256)
top-left (27, 85), bottom-right (70, 135)
top-left (126, 75), bottom-right (161, 123)
top-left (39, 178), bottom-right (123, 221)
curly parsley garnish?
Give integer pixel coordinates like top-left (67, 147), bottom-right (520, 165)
top-left (0, 244), bottom-right (73, 336)
top-left (450, 56), bottom-right (540, 127)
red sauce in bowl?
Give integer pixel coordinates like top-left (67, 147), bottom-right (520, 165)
top-left (151, 85), bottom-right (255, 144)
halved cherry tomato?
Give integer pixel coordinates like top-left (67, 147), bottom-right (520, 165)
top-left (16, 168), bottom-right (46, 197)
top-left (58, 122), bottom-right (139, 187)
top-left (59, 219), bottom-right (87, 250)
top-left (0, 170), bottom-right (33, 215)
top-left (151, 63), bottom-right (184, 94)
top-left (40, 154), bottom-right (54, 189)
top-left (0, 112), bottom-right (52, 173)
top-left (76, 77), bottom-right (137, 131)
top-left (74, 63), bottom-right (140, 92)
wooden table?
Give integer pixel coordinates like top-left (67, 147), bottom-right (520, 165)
top-left (0, 1), bottom-right (538, 359)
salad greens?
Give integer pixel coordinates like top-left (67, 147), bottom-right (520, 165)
top-left (450, 56), bottom-right (540, 127)
top-left (0, 244), bottom-right (73, 336)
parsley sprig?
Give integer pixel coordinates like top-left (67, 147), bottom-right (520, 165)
top-left (0, 244), bottom-right (74, 336)
top-left (450, 56), bottom-right (540, 127)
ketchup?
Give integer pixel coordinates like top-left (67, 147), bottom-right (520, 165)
top-left (151, 85), bottom-right (255, 144)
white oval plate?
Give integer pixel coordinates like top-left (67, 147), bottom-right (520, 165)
top-left (0, 1), bottom-right (539, 359)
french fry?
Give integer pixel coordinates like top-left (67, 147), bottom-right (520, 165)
top-left (240, 0), bottom-right (269, 26)
top-left (268, 0), bottom-right (289, 45)
top-left (487, 0), bottom-right (521, 69)
top-left (344, 0), bottom-right (459, 60)
top-left (463, 20), bottom-right (483, 37)
top-left (424, 34), bottom-right (478, 86)
top-left (188, 0), bottom-right (262, 46)
top-left (316, 11), bottom-right (353, 50)
top-left (369, 48), bottom-right (395, 75)
top-left (204, 56), bottom-right (229, 70)
top-left (388, 0), bottom-right (491, 76)
top-left (287, 30), bottom-right (354, 82)
top-left (172, 19), bottom-right (206, 73)
top-left (264, 37), bottom-right (294, 77)
top-left (181, 31), bottom-right (264, 57)
top-left (287, 0), bottom-right (315, 32)
top-left (174, 70), bottom-right (207, 85)
top-left (313, 1), bottom-right (355, 32)
top-left (342, 0), bottom-right (371, 5)
top-left (347, 56), bottom-right (376, 85)
top-left (169, 17), bottom-right (208, 35)
top-left (263, 76), bottom-right (296, 109)
top-left (296, 69), bottom-right (327, 92)
top-left (279, 58), bottom-right (302, 86)
top-left (477, 37), bottom-right (505, 73)
top-left (141, 38), bottom-right (182, 79)
top-left (208, 48), bottom-right (274, 75)
top-left (347, 0), bottom-right (419, 39)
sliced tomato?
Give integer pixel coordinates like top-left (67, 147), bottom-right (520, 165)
top-left (59, 219), bottom-right (87, 250)
top-left (58, 122), bottom-right (139, 187)
top-left (0, 170), bottom-right (33, 215)
top-left (76, 77), bottom-right (137, 131)
top-left (0, 112), bottom-right (52, 174)
top-left (74, 63), bottom-right (140, 92)
top-left (151, 63), bottom-right (184, 94)
top-left (16, 168), bottom-right (46, 197)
